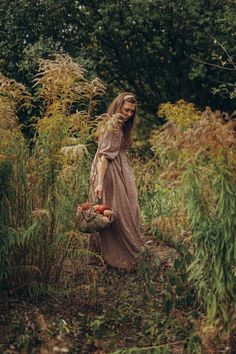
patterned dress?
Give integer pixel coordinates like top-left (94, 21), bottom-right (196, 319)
top-left (88, 126), bottom-right (144, 270)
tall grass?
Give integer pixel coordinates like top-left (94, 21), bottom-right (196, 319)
top-left (0, 55), bottom-right (105, 295)
top-left (135, 101), bottom-right (236, 351)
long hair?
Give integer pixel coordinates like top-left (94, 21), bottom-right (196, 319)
top-left (107, 92), bottom-right (137, 146)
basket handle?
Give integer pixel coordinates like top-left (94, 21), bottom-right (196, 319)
top-left (93, 197), bottom-right (102, 205)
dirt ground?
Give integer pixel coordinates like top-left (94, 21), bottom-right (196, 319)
top-left (0, 235), bottom-right (195, 354)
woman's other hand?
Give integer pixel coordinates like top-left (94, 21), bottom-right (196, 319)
top-left (95, 184), bottom-right (103, 199)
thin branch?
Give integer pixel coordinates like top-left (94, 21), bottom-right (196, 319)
top-left (190, 56), bottom-right (236, 71)
top-left (208, 33), bottom-right (236, 70)
top-left (121, 0), bottom-right (134, 17)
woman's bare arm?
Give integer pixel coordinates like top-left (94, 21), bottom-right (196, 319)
top-left (95, 155), bottom-right (108, 198)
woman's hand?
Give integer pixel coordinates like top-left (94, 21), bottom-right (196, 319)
top-left (95, 156), bottom-right (108, 199)
top-left (95, 184), bottom-right (103, 199)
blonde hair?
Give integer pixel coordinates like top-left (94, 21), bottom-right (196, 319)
top-left (107, 92), bottom-right (137, 146)
top-left (95, 92), bottom-right (137, 145)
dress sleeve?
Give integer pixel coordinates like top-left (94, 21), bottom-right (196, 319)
top-left (98, 129), bottom-right (123, 160)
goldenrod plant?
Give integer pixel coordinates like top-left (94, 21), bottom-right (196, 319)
top-left (0, 75), bottom-right (32, 292)
top-left (149, 101), bottom-right (236, 350)
top-left (0, 55), bottom-right (105, 295)
top-left (157, 99), bottom-right (202, 129)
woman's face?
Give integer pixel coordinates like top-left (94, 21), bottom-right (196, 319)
top-left (120, 101), bottom-right (136, 121)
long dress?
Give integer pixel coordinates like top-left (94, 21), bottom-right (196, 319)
top-left (88, 126), bottom-right (144, 270)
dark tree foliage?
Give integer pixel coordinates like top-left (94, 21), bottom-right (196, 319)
top-left (77, 0), bottom-right (236, 112)
top-left (0, 0), bottom-right (80, 83)
top-left (0, 0), bottom-right (235, 117)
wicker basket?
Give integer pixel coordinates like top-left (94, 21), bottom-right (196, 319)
top-left (75, 203), bottom-right (114, 233)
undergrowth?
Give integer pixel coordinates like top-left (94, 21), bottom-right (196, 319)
top-left (0, 55), bottom-right (105, 296)
top-left (1, 59), bottom-right (236, 353)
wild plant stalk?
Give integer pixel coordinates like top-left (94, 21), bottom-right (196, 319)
top-left (149, 101), bottom-right (236, 348)
top-left (184, 162), bottom-right (236, 323)
top-left (0, 55), bottom-right (105, 295)
top-left (30, 55), bottom-right (105, 285)
top-left (0, 74), bottom-right (32, 291)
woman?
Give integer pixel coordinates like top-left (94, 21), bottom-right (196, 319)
top-left (88, 92), bottom-right (144, 270)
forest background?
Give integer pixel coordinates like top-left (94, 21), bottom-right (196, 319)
top-left (1, 0), bottom-right (236, 125)
top-left (0, 1), bottom-right (236, 353)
